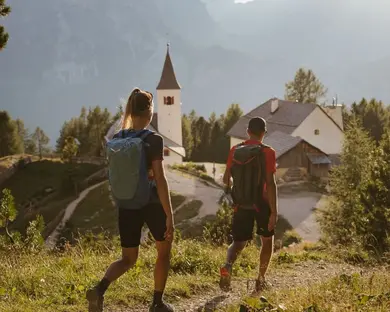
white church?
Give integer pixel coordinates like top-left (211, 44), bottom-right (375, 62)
top-left (106, 44), bottom-right (185, 165)
top-left (149, 44), bottom-right (185, 165)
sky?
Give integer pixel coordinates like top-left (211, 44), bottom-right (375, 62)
top-left (234, 0), bottom-right (255, 3)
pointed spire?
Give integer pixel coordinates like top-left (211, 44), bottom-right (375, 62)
top-left (157, 44), bottom-right (181, 90)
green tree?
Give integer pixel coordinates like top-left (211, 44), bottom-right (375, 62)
top-left (358, 131), bottom-right (390, 253)
top-left (0, 111), bottom-right (21, 156)
top-left (349, 98), bottom-right (390, 143)
top-left (57, 106), bottom-right (111, 157)
top-left (13, 118), bottom-right (29, 154)
top-left (318, 120), bottom-right (379, 250)
top-left (32, 127), bottom-right (50, 159)
top-left (223, 103), bottom-right (243, 134)
top-left (191, 117), bottom-right (209, 161)
top-left (285, 68), bottom-right (328, 104)
top-left (0, 189), bottom-right (17, 244)
top-left (0, 0), bottom-right (11, 51)
top-left (24, 215), bottom-right (45, 251)
top-left (182, 114), bottom-right (193, 160)
top-left (61, 136), bottom-right (79, 162)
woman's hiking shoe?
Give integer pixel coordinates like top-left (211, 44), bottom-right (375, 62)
top-left (86, 287), bottom-right (104, 312)
top-left (219, 264), bottom-right (232, 291)
top-left (149, 302), bottom-right (175, 312)
top-left (250, 278), bottom-right (271, 296)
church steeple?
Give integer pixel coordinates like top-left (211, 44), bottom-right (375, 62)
top-left (156, 43), bottom-right (181, 90)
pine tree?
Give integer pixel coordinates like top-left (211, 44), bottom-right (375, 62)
top-left (182, 114), bottom-right (193, 160)
top-left (0, 0), bottom-right (11, 50)
top-left (360, 131), bottom-right (390, 252)
top-left (32, 127), bottom-right (50, 159)
top-left (13, 118), bottom-right (28, 154)
top-left (0, 111), bottom-right (21, 157)
top-left (318, 119), bottom-right (375, 247)
top-left (285, 68), bottom-right (328, 104)
top-left (349, 98), bottom-right (390, 143)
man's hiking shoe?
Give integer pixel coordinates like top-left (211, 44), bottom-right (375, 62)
top-left (149, 302), bottom-right (175, 312)
top-left (219, 264), bottom-right (232, 291)
top-left (86, 287), bottom-right (104, 312)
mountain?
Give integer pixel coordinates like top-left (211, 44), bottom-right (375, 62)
top-left (1, 0), bottom-right (390, 142)
top-left (203, 0), bottom-right (390, 102)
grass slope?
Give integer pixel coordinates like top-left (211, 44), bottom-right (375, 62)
top-left (0, 240), bottom-right (388, 312)
top-left (1, 160), bottom-right (101, 233)
top-left (66, 182), bottom-right (187, 237)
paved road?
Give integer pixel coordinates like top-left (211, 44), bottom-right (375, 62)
top-left (167, 168), bottom-right (323, 242)
top-left (278, 191), bottom-right (323, 242)
top-left (166, 168), bottom-right (222, 218)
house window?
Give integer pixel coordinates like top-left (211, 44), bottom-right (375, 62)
top-left (164, 96), bottom-right (174, 105)
top-left (314, 129), bottom-right (320, 135)
top-left (164, 149), bottom-right (170, 157)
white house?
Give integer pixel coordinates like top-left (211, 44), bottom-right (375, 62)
top-left (228, 98), bottom-right (344, 164)
top-left (106, 44), bottom-right (185, 166)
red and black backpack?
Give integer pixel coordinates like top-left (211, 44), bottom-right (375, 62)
top-left (228, 143), bottom-right (269, 211)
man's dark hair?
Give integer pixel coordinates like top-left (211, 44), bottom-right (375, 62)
top-left (248, 117), bottom-right (267, 137)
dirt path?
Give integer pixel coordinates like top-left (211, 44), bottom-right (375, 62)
top-left (105, 261), bottom-right (379, 312)
top-left (45, 181), bottom-right (107, 248)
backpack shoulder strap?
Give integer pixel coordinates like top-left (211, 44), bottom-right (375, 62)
top-left (260, 143), bottom-right (271, 149)
top-left (138, 129), bottom-right (154, 141)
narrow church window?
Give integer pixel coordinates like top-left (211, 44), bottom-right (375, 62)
top-left (166, 96), bottom-right (174, 105)
top-left (314, 129), bottom-right (320, 135)
top-left (164, 149), bottom-right (170, 157)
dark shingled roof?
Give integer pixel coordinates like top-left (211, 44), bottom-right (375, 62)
top-left (263, 131), bottom-right (303, 159)
top-left (151, 112), bottom-right (158, 130)
top-left (307, 153), bottom-right (332, 165)
top-left (156, 45), bottom-right (181, 90)
top-left (228, 99), bottom-right (317, 139)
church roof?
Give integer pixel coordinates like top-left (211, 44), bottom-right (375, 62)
top-left (156, 44), bottom-right (181, 90)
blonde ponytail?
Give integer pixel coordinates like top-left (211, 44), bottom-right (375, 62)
top-left (122, 88), bottom-right (140, 129)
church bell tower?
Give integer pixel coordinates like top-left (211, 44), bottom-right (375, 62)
top-left (156, 44), bottom-right (182, 147)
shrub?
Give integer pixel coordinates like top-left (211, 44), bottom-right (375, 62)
top-left (203, 202), bottom-right (233, 245)
top-left (282, 230), bottom-right (302, 247)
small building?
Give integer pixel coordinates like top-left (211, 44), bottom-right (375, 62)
top-left (228, 98), bottom-right (344, 156)
top-left (263, 131), bottom-right (331, 179)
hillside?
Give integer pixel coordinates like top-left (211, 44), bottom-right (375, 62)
top-left (2, 0), bottom-right (390, 141)
top-left (0, 160), bottom-right (102, 235)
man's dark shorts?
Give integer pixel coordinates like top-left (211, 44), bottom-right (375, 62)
top-left (232, 201), bottom-right (275, 242)
top-left (118, 202), bottom-right (167, 248)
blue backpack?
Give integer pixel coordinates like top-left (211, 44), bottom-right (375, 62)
top-left (106, 129), bottom-right (153, 209)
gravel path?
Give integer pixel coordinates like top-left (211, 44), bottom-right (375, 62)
top-left (106, 260), bottom-right (379, 312)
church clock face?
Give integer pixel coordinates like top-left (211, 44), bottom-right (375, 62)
top-left (163, 96), bottom-right (175, 105)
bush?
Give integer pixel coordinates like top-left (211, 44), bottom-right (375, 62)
top-left (282, 230), bottom-right (302, 247)
top-left (203, 202), bottom-right (233, 245)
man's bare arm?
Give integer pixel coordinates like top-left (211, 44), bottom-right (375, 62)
top-left (266, 172), bottom-right (278, 215)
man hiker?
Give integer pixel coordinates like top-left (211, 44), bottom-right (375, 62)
top-left (219, 117), bottom-right (278, 293)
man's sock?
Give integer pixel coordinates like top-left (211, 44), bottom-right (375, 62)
top-left (152, 290), bottom-right (164, 306)
top-left (96, 278), bottom-right (111, 296)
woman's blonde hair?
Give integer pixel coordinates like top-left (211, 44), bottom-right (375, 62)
top-left (122, 88), bottom-right (154, 129)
